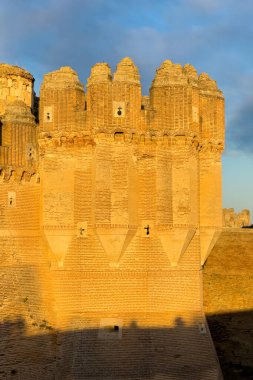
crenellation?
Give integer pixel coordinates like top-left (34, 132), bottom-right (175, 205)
top-left (87, 62), bottom-right (112, 85)
top-left (0, 64), bottom-right (34, 116)
top-left (223, 208), bottom-right (251, 228)
top-left (39, 66), bottom-right (85, 134)
top-left (113, 57), bottom-right (141, 84)
top-left (0, 58), bottom-right (225, 379)
top-left (198, 72), bottom-right (220, 92)
top-left (183, 63), bottom-right (198, 84)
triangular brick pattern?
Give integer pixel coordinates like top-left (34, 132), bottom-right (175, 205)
top-left (0, 59), bottom-right (224, 379)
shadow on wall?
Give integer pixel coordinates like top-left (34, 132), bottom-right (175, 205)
top-left (207, 310), bottom-right (253, 380)
top-left (0, 313), bottom-right (243, 380)
top-left (1, 312), bottom-right (253, 379)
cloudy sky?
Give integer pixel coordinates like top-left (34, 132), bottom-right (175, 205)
top-left (0, 0), bottom-right (252, 217)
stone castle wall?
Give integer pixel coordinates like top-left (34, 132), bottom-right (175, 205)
top-left (0, 58), bottom-right (224, 379)
top-left (0, 64), bottom-right (34, 115)
top-left (223, 207), bottom-right (251, 228)
top-left (203, 229), bottom-right (253, 378)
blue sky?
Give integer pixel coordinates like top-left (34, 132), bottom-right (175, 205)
top-left (0, 0), bottom-right (252, 218)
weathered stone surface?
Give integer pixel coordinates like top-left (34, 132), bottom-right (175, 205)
top-left (114, 57), bottom-right (140, 83)
top-left (203, 230), bottom-right (253, 379)
top-left (0, 59), bottom-right (225, 379)
top-left (0, 63), bottom-right (34, 115)
top-left (223, 208), bottom-right (251, 228)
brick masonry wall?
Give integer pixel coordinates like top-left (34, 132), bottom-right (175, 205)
top-left (0, 58), bottom-right (226, 379)
top-left (203, 230), bottom-right (253, 379)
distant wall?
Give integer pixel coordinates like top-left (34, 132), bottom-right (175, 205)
top-left (0, 64), bottom-right (34, 115)
top-left (223, 208), bottom-right (251, 228)
top-left (203, 230), bottom-right (253, 378)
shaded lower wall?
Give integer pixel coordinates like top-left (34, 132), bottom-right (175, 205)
top-left (203, 229), bottom-right (253, 379)
top-left (3, 229), bottom-right (253, 379)
top-left (1, 316), bottom-right (221, 380)
top-left (207, 311), bottom-right (253, 380)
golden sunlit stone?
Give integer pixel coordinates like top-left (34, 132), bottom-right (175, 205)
top-left (0, 58), bottom-right (226, 379)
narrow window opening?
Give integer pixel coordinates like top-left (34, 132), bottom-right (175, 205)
top-left (0, 120), bottom-right (2, 146)
top-left (99, 318), bottom-right (122, 339)
top-left (198, 322), bottom-right (207, 334)
top-left (144, 225), bottom-right (150, 235)
top-left (8, 192), bottom-right (16, 207)
top-left (76, 222), bottom-right (87, 238)
top-left (114, 131), bottom-right (124, 141)
top-left (84, 101), bottom-right (87, 111)
top-left (113, 101), bottom-right (125, 117)
top-left (141, 105), bottom-right (145, 110)
top-left (44, 107), bottom-right (53, 122)
top-left (200, 116), bottom-right (203, 132)
top-left (79, 227), bottom-right (85, 236)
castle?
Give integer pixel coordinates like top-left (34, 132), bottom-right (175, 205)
top-left (223, 208), bottom-right (251, 228)
top-left (0, 58), bottom-right (225, 379)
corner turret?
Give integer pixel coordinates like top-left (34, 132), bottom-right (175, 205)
top-left (1, 100), bottom-right (37, 168)
top-left (86, 58), bottom-right (142, 134)
top-left (113, 57), bottom-right (140, 84)
top-left (0, 63), bottom-right (34, 116)
top-left (39, 66), bottom-right (85, 133)
top-left (150, 60), bottom-right (199, 133)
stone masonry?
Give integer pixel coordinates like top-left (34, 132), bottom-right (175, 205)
top-left (223, 208), bottom-right (251, 228)
top-left (0, 58), bottom-right (225, 379)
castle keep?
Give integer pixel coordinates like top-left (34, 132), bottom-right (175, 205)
top-left (0, 58), bottom-right (224, 379)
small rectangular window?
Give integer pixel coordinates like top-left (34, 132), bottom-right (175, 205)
top-left (26, 144), bottom-right (36, 161)
top-left (8, 191), bottom-right (16, 207)
top-left (44, 106), bottom-right (53, 122)
top-left (76, 222), bottom-right (88, 238)
top-left (113, 101), bottom-right (125, 118)
top-left (0, 120), bottom-right (2, 146)
top-left (141, 221), bottom-right (154, 237)
top-left (98, 318), bottom-right (122, 339)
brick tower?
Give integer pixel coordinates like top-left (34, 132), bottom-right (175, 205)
top-left (0, 58), bottom-right (224, 379)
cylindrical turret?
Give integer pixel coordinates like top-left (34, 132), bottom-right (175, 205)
top-left (86, 58), bottom-right (142, 135)
top-left (150, 60), bottom-right (199, 134)
top-left (198, 72), bottom-right (224, 142)
top-left (86, 62), bottom-right (113, 133)
top-left (39, 66), bottom-right (85, 133)
top-left (1, 100), bottom-right (37, 167)
top-left (198, 71), bottom-right (224, 229)
top-left (112, 57), bottom-right (142, 133)
top-left (0, 63), bottom-right (34, 116)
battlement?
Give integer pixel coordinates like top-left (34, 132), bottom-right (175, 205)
top-left (41, 66), bottom-right (84, 90)
top-left (0, 63), bottom-right (34, 115)
top-left (223, 208), bottom-right (251, 228)
top-left (0, 57), bottom-right (225, 174)
top-left (0, 58), bottom-right (225, 379)
top-left (0, 63), bottom-right (33, 81)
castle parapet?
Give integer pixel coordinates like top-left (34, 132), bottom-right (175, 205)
top-left (87, 63), bottom-right (112, 85)
top-left (113, 57), bottom-right (140, 84)
top-left (150, 60), bottom-right (201, 134)
top-left (1, 100), bottom-right (36, 167)
top-left (86, 58), bottom-right (142, 134)
top-left (0, 63), bottom-right (34, 115)
top-left (198, 72), bottom-right (224, 144)
top-left (39, 66), bottom-right (85, 133)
